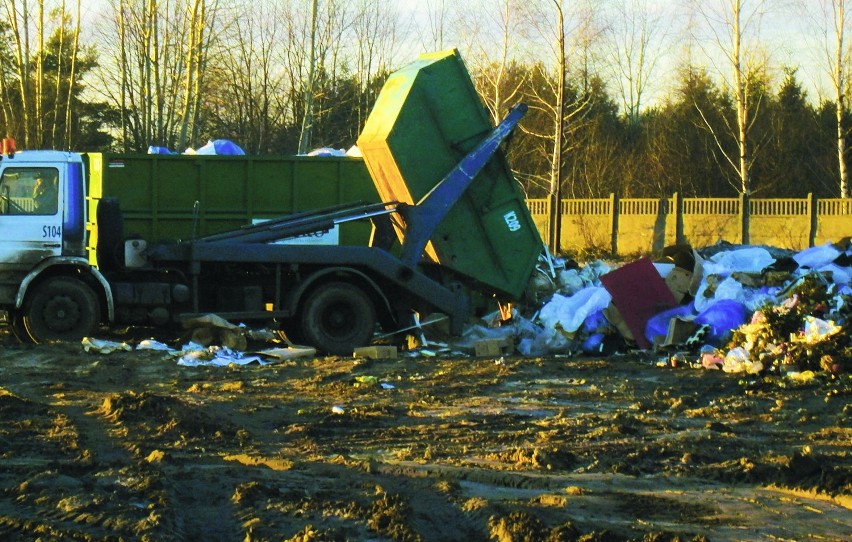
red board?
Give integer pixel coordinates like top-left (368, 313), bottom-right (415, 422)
top-left (600, 258), bottom-right (677, 349)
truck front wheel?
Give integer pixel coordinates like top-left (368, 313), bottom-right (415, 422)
top-left (22, 277), bottom-right (100, 343)
top-left (300, 282), bottom-right (376, 355)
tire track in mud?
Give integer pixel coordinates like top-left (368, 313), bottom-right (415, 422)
top-left (0, 379), bottom-right (244, 539)
top-left (92, 389), bottom-right (250, 540)
top-left (367, 459), bottom-right (852, 540)
top-left (0, 386), bottom-right (159, 540)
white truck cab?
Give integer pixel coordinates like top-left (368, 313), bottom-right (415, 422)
top-left (0, 141), bottom-right (110, 342)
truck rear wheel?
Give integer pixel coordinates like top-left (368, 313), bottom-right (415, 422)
top-left (300, 282), bottom-right (376, 355)
top-left (22, 277), bottom-right (100, 343)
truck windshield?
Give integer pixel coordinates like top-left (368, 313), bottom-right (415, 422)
top-left (0, 167), bottom-right (60, 215)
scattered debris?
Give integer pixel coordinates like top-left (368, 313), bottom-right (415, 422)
top-left (182, 314), bottom-right (248, 351)
top-left (77, 239), bottom-right (850, 380)
top-left (253, 346), bottom-right (317, 361)
top-left (353, 346), bottom-right (398, 360)
top-left (82, 337), bottom-right (132, 354)
top-left (177, 344), bottom-right (267, 367)
top-left (474, 338), bottom-right (514, 357)
top-left (600, 258), bottom-right (676, 349)
top-left (136, 339), bottom-right (175, 352)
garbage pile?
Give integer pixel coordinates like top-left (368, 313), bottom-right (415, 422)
top-left (147, 138), bottom-right (246, 155)
top-left (468, 240), bottom-right (851, 375)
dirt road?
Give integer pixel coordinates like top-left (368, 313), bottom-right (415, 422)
top-left (0, 330), bottom-right (849, 541)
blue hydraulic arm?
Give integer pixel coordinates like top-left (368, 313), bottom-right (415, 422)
top-left (398, 103), bottom-right (528, 269)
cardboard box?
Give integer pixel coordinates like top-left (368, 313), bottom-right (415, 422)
top-left (661, 316), bottom-right (698, 347)
top-left (604, 304), bottom-right (634, 341)
top-left (665, 267), bottom-right (693, 303)
top-left (660, 244), bottom-right (704, 296)
top-left (474, 338), bottom-right (514, 357)
top-left (353, 346), bottom-right (398, 359)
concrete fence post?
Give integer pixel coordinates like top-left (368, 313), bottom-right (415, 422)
top-left (807, 193), bottom-right (817, 247)
top-left (672, 192), bottom-right (683, 245)
top-left (610, 193), bottom-right (619, 256)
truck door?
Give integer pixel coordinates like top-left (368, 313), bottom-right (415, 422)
top-left (0, 166), bottom-right (63, 282)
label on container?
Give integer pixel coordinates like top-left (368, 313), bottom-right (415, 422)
top-left (251, 219), bottom-right (340, 245)
top-left (503, 210), bottom-right (522, 232)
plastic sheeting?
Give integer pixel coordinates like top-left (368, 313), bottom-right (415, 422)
top-left (645, 304), bottom-right (695, 345)
top-left (793, 242), bottom-right (842, 269)
top-left (538, 286), bottom-right (612, 335)
top-left (306, 147), bottom-right (347, 157)
top-left (147, 146), bottom-right (176, 155)
top-left (695, 276), bottom-right (778, 312)
top-left (147, 139), bottom-right (246, 155)
top-left (701, 247), bottom-right (776, 276)
top-left (194, 139), bottom-right (246, 155)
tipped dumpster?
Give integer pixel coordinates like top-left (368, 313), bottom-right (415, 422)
top-left (357, 49), bottom-right (542, 300)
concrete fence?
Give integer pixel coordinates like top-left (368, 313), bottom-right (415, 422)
top-left (526, 193), bottom-right (852, 255)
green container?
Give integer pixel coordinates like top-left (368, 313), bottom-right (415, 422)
top-left (85, 153), bottom-right (380, 264)
top-left (357, 49), bottom-right (542, 299)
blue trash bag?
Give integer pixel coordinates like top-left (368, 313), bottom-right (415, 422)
top-left (582, 333), bottom-right (605, 354)
top-left (195, 139), bottom-right (246, 155)
top-left (582, 309), bottom-right (609, 334)
top-left (644, 304), bottom-right (695, 346)
top-left (695, 299), bottom-right (748, 344)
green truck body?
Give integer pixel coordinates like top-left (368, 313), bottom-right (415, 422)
top-left (84, 153), bottom-right (380, 265)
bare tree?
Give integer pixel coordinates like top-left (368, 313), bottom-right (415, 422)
top-left (298, 0), bottom-right (318, 154)
top-left (0, 0), bottom-right (85, 148)
top-left (459, 0), bottom-right (529, 125)
top-left (64, 0), bottom-right (80, 147)
top-left (3, 0), bottom-right (33, 145)
top-left (692, 0), bottom-right (771, 195)
top-left (177, 0), bottom-right (216, 149)
top-left (207, 0), bottom-right (287, 152)
top-left (96, 0), bottom-right (223, 151)
top-left (831, 0), bottom-right (850, 198)
top-left (524, 0), bottom-right (599, 251)
top-left (36, 0), bottom-right (43, 144)
top-left (51, 0), bottom-right (66, 144)
top-left (549, 0), bottom-right (567, 254)
top-left (421, 0), bottom-right (454, 51)
top-left (811, 0), bottom-right (851, 198)
top-left (604, 0), bottom-right (669, 125)
top-left (279, 0), bottom-right (355, 152)
top-left (350, 0), bottom-right (405, 130)
top-left (0, 46), bottom-right (13, 135)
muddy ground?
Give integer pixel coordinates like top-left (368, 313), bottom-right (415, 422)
top-left (0, 328), bottom-right (849, 542)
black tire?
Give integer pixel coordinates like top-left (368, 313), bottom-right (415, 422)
top-left (300, 282), bottom-right (376, 355)
top-left (22, 277), bottom-right (100, 343)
